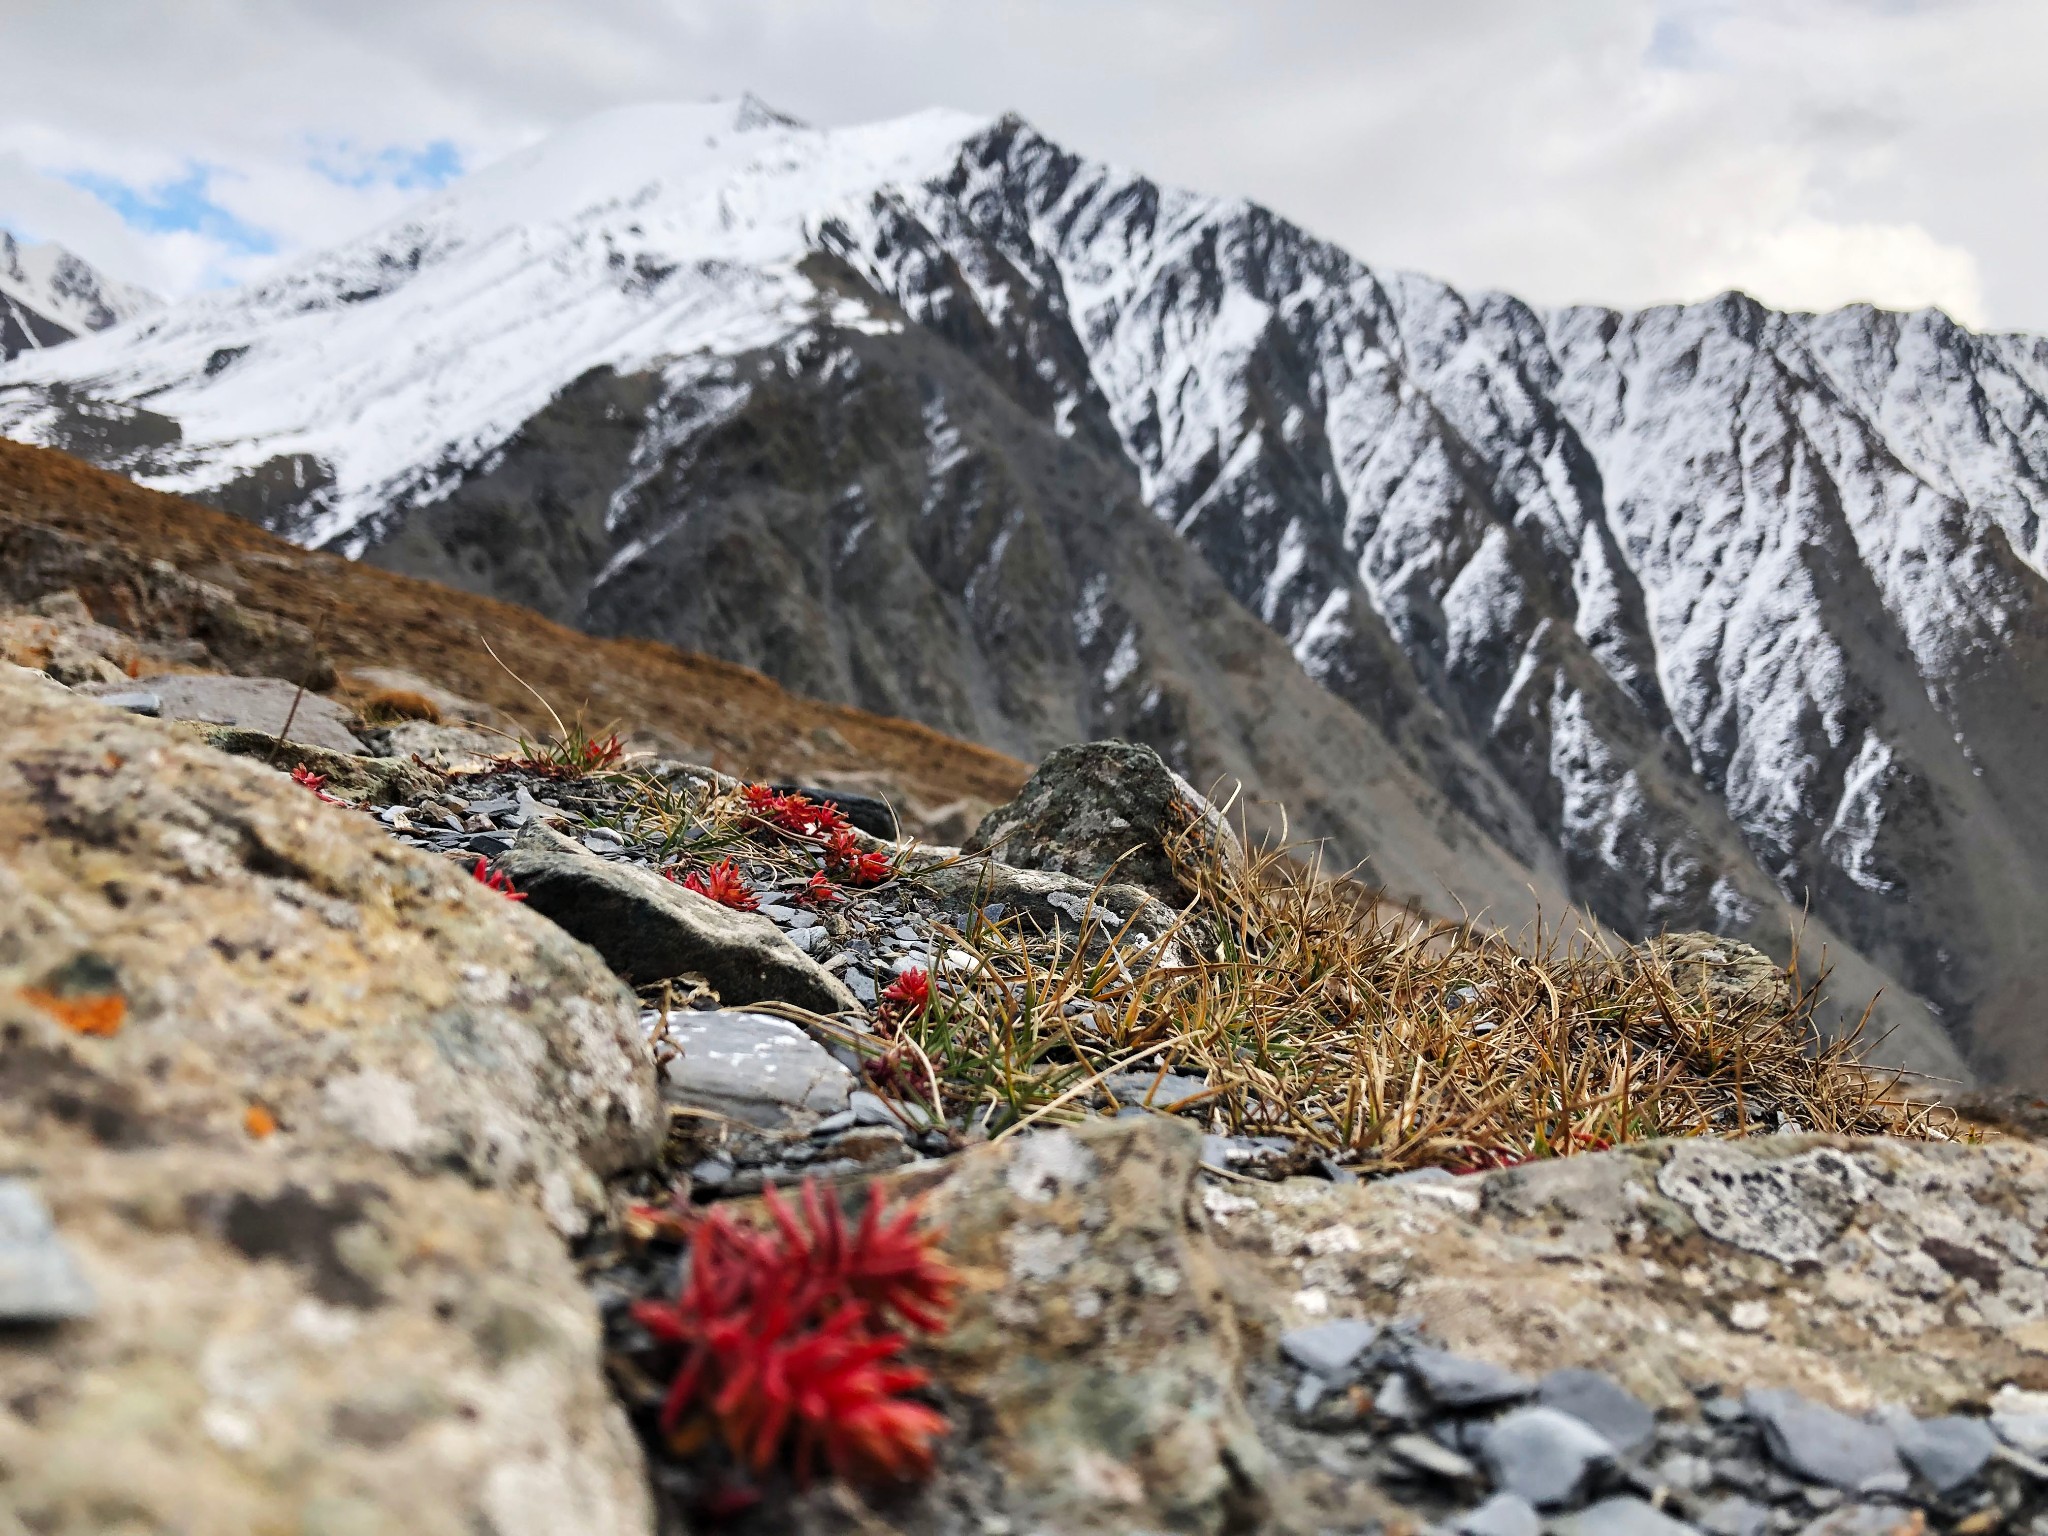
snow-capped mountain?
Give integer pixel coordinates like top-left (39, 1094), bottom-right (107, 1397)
top-left (0, 231), bottom-right (158, 360)
top-left (5, 97), bottom-right (2043, 1086)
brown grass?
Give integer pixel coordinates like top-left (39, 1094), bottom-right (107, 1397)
top-left (866, 822), bottom-right (1951, 1170)
top-left (356, 687), bottom-right (443, 725)
top-left (0, 438), bottom-right (1029, 811)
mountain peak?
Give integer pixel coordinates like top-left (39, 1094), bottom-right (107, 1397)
top-left (0, 230), bottom-right (159, 360)
top-left (733, 92), bottom-right (807, 133)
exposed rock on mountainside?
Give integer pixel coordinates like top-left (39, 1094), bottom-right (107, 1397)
top-left (0, 102), bottom-right (2024, 1082)
top-left (0, 664), bottom-right (659, 1534)
top-left (0, 230), bottom-right (157, 361)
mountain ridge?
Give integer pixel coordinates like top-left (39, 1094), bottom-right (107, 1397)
top-left (3, 97), bottom-right (2035, 1083)
top-left (0, 230), bottom-right (158, 361)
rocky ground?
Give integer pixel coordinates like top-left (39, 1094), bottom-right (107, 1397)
top-left (4, 594), bottom-right (2048, 1535)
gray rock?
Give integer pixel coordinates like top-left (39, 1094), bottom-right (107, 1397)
top-left (0, 1179), bottom-right (95, 1322)
top-left (1744, 1388), bottom-right (1905, 1493)
top-left (968, 739), bottom-right (1232, 907)
top-left (809, 1109), bottom-right (858, 1137)
top-left (1550, 1496), bottom-right (1703, 1535)
top-left (91, 689), bottom-right (162, 716)
top-left (1375, 1372), bottom-right (1423, 1424)
top-left (661, 1012), bottom-right (855, 1128)
top-left (1627, 931), bottom-right (1795, 1021)
top-left (82, 673), bottom-right (366, 753)
top-left (1991, 1389), bottom-right (2048, 1458)
top-left (1105, 1070), bottom-right (1212, 1110)
top-left (1278, 1319), bottom-right (1381, 1380)
top-left (1881, 1410), bottom-right (1996, 1493)
top-left (1453, 1491), bottom-right (1541, 1536)
top-left (500, 822), bottom-right (857, 1014)
top-left (1386, 1431), bottom-right (1478, 1482)
top-left (850, 1090), bottom-right (934, 1131)
top-left (1539, 1368), bottom-right (1657, 1454)
top-left (1402, 1346), bottom-right (1536, 1409)
top-left (1478, 1404), bottom-right (1616, 1509)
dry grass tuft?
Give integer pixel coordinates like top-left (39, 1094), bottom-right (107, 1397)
top-left (858, 820), bottom-right (1957, 1171)
top-left (357, 687), bottom-right (443, 725)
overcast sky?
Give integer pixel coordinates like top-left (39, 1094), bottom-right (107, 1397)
top-left (3, 0), bottom-right (2040, 331)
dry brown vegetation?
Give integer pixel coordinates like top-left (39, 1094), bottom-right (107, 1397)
top-left (647, 776), bottom-right (1952, 1171)
top-left (0, 438), bottom-right (1029, 811)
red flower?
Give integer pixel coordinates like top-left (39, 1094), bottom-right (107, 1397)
top-left (739, 784), bottom-right (852, 841)
top-left (821, 827), bottom-right (894, 887)
top-left (672, 859), bottom-right (759, 911)
top-left (878, 967), bottom-right (931, 1023)
top-left (580, 732), bottom-right (626, 770)
top-left (795, 871), bottom-right (846, 907)
top-left (471, 856), bottom-right (527, 901)
top-left (291, 764), bottom-right (344, 804)
top-left (629, 1179), bottom-right (956, 1487)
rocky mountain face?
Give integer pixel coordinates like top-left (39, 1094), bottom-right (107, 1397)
top-left (0, 230), bottom-right (157, 360)
top-left (2, 101), bottom-right (2040, 1084)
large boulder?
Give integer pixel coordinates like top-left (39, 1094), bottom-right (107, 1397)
top-left (1629, 931), bottom-right (1797, 1020)
top-left (970, 740), bottom-right (1233, 908)
top-left (0, 665), bottom-right (660, 1535)
top-left (499, 821), bottom-right (859, 1016)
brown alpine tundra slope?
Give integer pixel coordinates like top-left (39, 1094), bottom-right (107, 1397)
top-left (0, 436), bottom-right (1028, 820)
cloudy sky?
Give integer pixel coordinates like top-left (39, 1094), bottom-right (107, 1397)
top-left (3, 0), bottom-right (2039, 330)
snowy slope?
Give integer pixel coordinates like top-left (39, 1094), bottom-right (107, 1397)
top-left (0, 231), bottom-right (158, 360)
top-left (0, 99), bottom-right (977, 546)
top-left (4, 100), bottom-right (2044, 1082)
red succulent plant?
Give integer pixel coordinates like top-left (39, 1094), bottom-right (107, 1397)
top-left (671, 859), bottom-right (760, 911)
top-left (878, 966), bottom-right (932, 1023)
top-left (795, 871), bottom-right (846, 907)
top-left (291, 764), bottom-right (344, 804)
top-left (470, 856), bottom-right (527, 901)
top-left (629, 1178), bottom-right (956, 1488)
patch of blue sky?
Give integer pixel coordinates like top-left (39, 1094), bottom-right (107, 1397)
top-left (308, 138), bottom-right (462, 192)
top-left (1644, 0), bottom-right (1735, 70)
top-left (61, 164), bottom-right (278, 256)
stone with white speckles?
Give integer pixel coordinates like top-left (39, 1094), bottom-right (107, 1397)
top-left (660, 1011), bottom-right (853, 1128)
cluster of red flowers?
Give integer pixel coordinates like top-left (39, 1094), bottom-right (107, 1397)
top-left (668, 858), bottom-right (760, 911)
top-left (629, 1179), bottom-right (956, 1488)
top-left (878, 966), bottom-right (932, 1023)
top-left (290, 764), bottom-right (344, 804)
top-left (737, 786), bottom-right (895, 887)
top-left (470, 857), bottom-right (527, 901)
top-left (795, 871), bottom-right (845, 907)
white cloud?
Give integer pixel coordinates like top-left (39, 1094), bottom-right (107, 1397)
top-left (0, 0), bottom-right (2037, 331)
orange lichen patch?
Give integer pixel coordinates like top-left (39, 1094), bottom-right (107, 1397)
top-left (244, 1104), bottom-right (278, 1139)
top-left (19, 987), bottom-right (126, 1037)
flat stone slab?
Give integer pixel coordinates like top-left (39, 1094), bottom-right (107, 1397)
top-left (1745, 1387), bottom-right (1904, 1492)
top-left (1279, 1318), bottom-right (1381, 1380)
top-left (1477, 1404), bottom-right (1616, 1508)
top-left (83, 673), bottom-right (366, 754)
top-left (502, 822), bottom-right (858, 1014)
top-left (1538, 1367), bottom-right (1657, 1454)
top-left (0, 1179), bottom-right (95, 1322)
top-left (662, 1012), bottom-right (855, 1128)
top-left (1452, 1492), bottom-right (1540, 1536)
top-left (1882, 1408), bottom-right (1996, 1493)
top-left (1402, 1345), bottom-right (1535, 1409)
